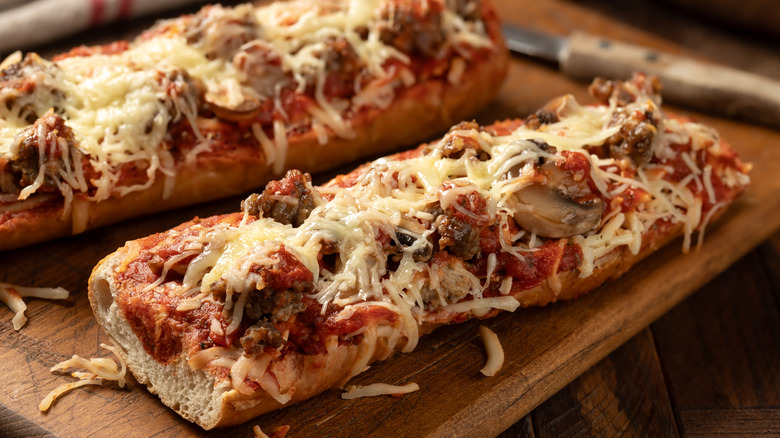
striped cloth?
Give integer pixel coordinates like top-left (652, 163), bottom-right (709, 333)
top-left (0, 0), bottom-right (207, 54)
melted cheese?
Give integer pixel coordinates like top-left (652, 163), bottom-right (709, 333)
top-left (1, 0), bottom-right (493, 220)
top-left (171, 82), bottom-right (751, 380)
top-left (142, 79), bottom-right (746, 403)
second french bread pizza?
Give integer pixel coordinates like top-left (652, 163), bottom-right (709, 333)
top-left (0, 0), bottom-right (507, 250)
top-left (88, 74), bottom-right (750, 429)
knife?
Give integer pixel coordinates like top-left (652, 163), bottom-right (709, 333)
top-left (502, 24), bottom-right (780, 129)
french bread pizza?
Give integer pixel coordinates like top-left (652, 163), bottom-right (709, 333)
top-left (0, 0), bottom-right (507, 250)
top-left (88, 74), bottom-right (750, 429)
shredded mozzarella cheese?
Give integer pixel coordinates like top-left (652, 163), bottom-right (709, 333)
top-left (479, 325), bottom-right (504, 377)
top-left (164, 76), bottom-right (748, 397)
top-left (0, 283), bottom-right (69, 330)
top-left (39, 343), bottom-right (126, 411)
top-left (341, 382), bottom-right (420, 400)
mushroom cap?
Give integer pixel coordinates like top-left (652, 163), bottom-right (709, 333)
top-left (504, 153), bottom-right (605, 238)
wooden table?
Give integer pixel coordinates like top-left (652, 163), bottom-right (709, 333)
top-left (1, 0), bottom-right (779, 437)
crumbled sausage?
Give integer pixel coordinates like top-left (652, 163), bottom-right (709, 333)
top-left (245, 288), bottom-right (306, 323)
top-left (241, 169), bottom-right (321, 227)
top-left (601, 108), bottom-right (658, 165)
top-left (322, 36), bottom-right (362, 77)
top-left (435, 211), bottom-right (480, 259)
top-left (183, 4), bottom-right (259, 59)
top-left (240, 321), bottom-right (285, 354)
top-left (233, 40), bottom-right (288, 99)
top-left (377, 0), bottom-right (447, 56)
top-left (6, 111), bottom-right (81, 193)
top-left (588, 75), bottom-right (662, 106)
top-left (439, 121), bottom-right (490, 160)
top-left (210, 245), bottom-right (312, 324)
top-left (245, 246), bottom-right (312, 322)
top-left (587, 75), bottom-right (661, 165)
top-left (318, 36), bottom-right (365, 98)
top-left (589, 77), bottom-right (635, 106)
top-left (420, 252), bottom-right (473, 307)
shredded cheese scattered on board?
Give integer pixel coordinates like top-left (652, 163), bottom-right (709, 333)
top-left (341, 382), bottom-right (420, 400)
top-left (39, 343), bottom-right (127, 412)
top-left (479, 325), bottom-right (504, 377)
top-left (0, 283), bottom-right (69, 330)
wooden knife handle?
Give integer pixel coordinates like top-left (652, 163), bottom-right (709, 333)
top-left (560, 31), bottom-right (780, 128)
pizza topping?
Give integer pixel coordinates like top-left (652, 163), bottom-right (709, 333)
top-left (589, 75), bottom-right (662, 106)
top-left (0, 0), bottom-right (496, 222)
top-left (505, 152), bottom-right (605, 238)
top-left (434, 203), bottom-right (482, 259)
top-left (0, 282), bottom-right (69, 330)
top-left (377, 1), bottom-right (447, 56)
top-left (241, 321), bottom-right (286, 354)
top-left (241, 169), bottom-right (322, 227)
top-left (523, 109), bottom-right (559, 130)
top-left (421, 251), bottom-right (479, 307)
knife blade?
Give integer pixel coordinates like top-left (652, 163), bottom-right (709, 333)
top-left (502, 24), bottom-right (780, 129)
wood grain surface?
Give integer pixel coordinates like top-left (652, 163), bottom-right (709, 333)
top-left (1, 0), bottom-right (779, 437)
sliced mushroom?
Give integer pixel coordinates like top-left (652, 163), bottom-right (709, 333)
top-left (207, 97), bottom-right (263, 122)
top-left (505, 159), bottom-right (604, 238)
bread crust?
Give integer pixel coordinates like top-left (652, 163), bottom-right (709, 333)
top-left (0, 0), bottom-right (508, 251)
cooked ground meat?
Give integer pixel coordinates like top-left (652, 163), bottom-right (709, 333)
top-left (240, 321), bottom-right (285, 354)
top-left (245, 288), bottom-right (306, 322)
top-left (601, 108), bottom-right (657, 165)
top-left (439, 121), bottom-right (490, 160)
top-left (420, 252), bottom-right (473, 307)
top-left (233, 40), bottom-right (288, 99)
top-left (208, 245), bottom-right (312, 323)
top-left (435, 211), bottom-right (480, 259)
top-left (318, 37), bottom-right (364, 96)
top-left (524, 109), bottom-right (559, 130)
top-left (6, 111), bottom-right (81, 193)
top-left (183, 4), bottom-right (259, 60)
top-left (245, 246), bottom-right (312, 321)
top-left (241, 169), bottom-right (320, 227)
top-left (586, 76), bottom-right (661, 165)
top-left (588, 76), bottom-right (662, 106)
top-left (377, 0), bottom-right (447, 56)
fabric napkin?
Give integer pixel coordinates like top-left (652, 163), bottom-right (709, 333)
top-left (0, 0), bottom-right (207, 54)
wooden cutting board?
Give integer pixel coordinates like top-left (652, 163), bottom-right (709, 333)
top-left (2, 1), bottom-right (780, 437)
